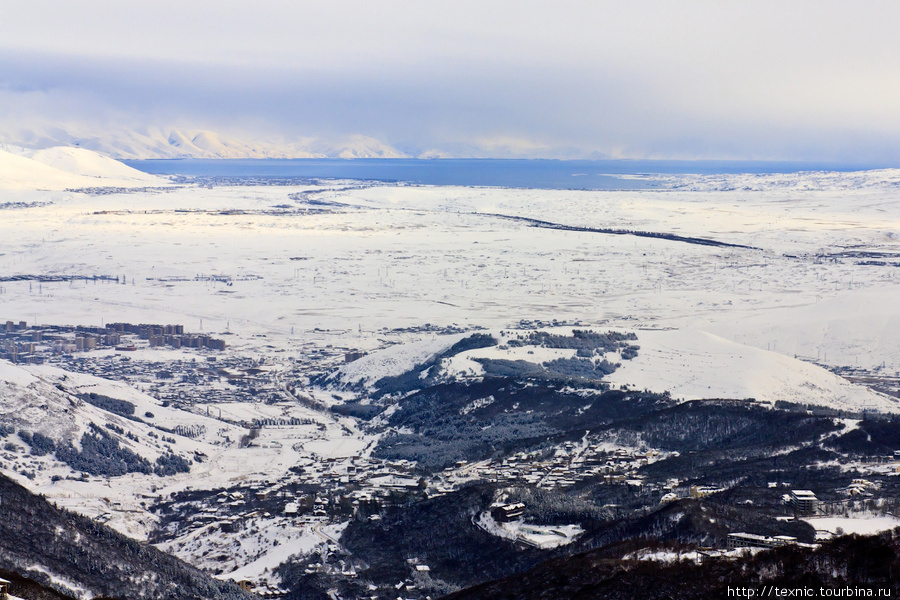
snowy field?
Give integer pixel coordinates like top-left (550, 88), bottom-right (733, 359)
top-left (4, 159), bottom-right (899, 395)
top-left (1, 165), bottom-right (899, 378)
top-left (804, 516), bottom-right (900, 538)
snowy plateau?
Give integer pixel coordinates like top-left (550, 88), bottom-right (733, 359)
top-left (1, 147), bottom-right (900, 599)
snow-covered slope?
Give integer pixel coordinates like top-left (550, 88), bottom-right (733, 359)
top-left (0, 356), bottom-right (372, 541)
top-left (163, 129), bottom-right (304, 158)
top-left (0, 147), bottom-right (96, 190)
top-left (706, 287), bottom-right (900, 375)
top-left (333, 332), bottom-right (469, 388)
top-left (604, 329), bottom-right (899, 412)
top-left (0, 359), bottom-right (243, 538)
top-left (0, 360), bottom-right (39, 388)
top-left (28, 146), bottom-right (161, 183)
top-left (0, 359), bottom-right (232, 455)
top-left (0, 146), bottom-right (166, 189)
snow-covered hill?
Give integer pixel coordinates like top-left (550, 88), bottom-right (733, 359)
top-left (333, 332), bottom-right (470, 389)
top-left (0, 356), bottom-right (371, 543)
top-left (603, 329), bottom-right (898, 412)
top-left (0, 146), bottom-right (166, 189)
top-left (28, 146), bottom-right (162, 183)
top-left (331, 328), bottom-right (899, 413)
top-left (0, 359), bottom-right (232, 463)
top-left (0, 472), bottom-right (253, 600)
top-left (0, 358), bottom-right (240, 537)
top-left (0, 147), bottom-right (100, 190)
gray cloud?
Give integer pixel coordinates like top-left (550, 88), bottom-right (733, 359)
top-left (1, 1), bottom-right (899, 161)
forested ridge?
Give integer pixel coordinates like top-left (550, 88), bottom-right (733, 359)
top-left (0, 473), bottom-right (252, 600)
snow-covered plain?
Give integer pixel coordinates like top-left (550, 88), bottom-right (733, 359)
top-left (2, 173), bottom-right (899, 372)
top-left (2, 168), bottom-right (899, 404)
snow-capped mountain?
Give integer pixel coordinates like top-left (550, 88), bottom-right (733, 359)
top-left (0, 126), bottom-right (409, 160)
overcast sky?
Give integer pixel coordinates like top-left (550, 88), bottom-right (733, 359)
top-left (2, 0), bottom-right (899, 161)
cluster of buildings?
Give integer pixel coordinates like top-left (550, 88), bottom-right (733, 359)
top-left (0, 319), bottom-right (226, 364)
top-left (660, 485), bottom-right (725, 504)
top-left (104, 322), bottom-right (226, 351)
top-left (720, 490), bottom-right (821, 553)
top-left (1, 320), bottom-right (39, 363)
top-left (726, 532), bottom-right (806, 550)
top-left (432, 441), bottom-right (666, 494)
top-left (155, 453), bottom-right (431, 593)
top-left (845, 478), bottom-right (879, 496)
top-left (168, 454), bottom-right (423, 540)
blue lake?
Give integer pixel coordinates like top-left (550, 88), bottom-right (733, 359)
top-left (124, 158), bottom-right (890, 191)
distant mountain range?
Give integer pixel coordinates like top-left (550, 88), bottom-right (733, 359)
top-left (0, 125), bottom-right (609, 160)
top-left (0, 126), bottom-right (410, 160)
